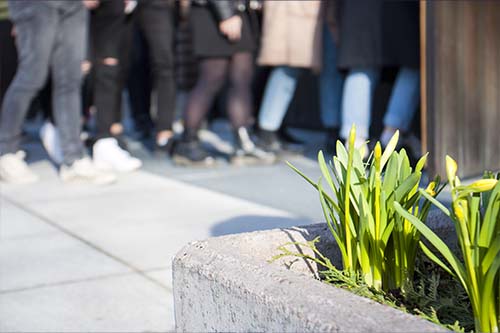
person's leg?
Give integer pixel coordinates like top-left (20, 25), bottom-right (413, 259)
top-left (50, 4), bottom-right (87, 166)
top-left (381, 67), bottom-right (420, 144)
top-left (90, 0), bottom-right (126, 140)
top-left (227, 52), bottom-right (275, 164)
top-left (320, 23), bottom-right (343, 131)
top-left (173, 57), bottom-right (228, 165)
top-left (226, 52), bottom-right (254, 129)
top-left (137, 2), bottom-right (176, 146)
top-left (340, 68), bottom-right (380, 147)
top-left (0, 3), bottom-right (58, 183)
top-left (126, 26), bottom-right (153, 138)
top-left (184, 58), bottom-right (229, 132)
top-left (90, 2), bottom-right (141, 172)
top-left (0, 4), bottom-right (56, 156)
top-left (258, 66), bottom-right (301, 132)
top-left (0, 19), bottom-right (18, 111)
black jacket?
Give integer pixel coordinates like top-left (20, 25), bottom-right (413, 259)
top-left (336, 0), bottom-right (419, 69)
top-left (192, 0), bottom-right (246, 21)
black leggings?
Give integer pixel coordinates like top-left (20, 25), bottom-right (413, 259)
top-left (184, 52), bottom-right (254, 131)
top-left (90, 0), bottom-right (126, 138)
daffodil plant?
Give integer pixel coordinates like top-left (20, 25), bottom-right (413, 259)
top-left (288, 125), bottom-right (442, 292)
top-left (395, 156), bottom-right (500, 333)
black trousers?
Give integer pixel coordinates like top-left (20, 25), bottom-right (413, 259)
top-left (130, 1), bottom-right (176, 132)
top-left (0, 20), bottom-right (17, 113)
top-left (126, 26), bottom-right (153, 134)
top-left (89, 0), bottom-right (127, 138)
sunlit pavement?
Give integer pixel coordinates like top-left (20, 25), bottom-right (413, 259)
top-left (0, 119), bottom-right (325, 332)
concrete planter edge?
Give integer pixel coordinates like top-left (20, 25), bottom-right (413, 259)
top-left (173, 211), bottom-right (452, 332)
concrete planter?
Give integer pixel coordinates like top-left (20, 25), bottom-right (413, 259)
top-left (173, 212), bottom-right (453, 332)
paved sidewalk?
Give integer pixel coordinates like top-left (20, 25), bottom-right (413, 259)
top-left (0, 127), bottom-right (324, 332)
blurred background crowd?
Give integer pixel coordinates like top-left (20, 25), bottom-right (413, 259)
top-left (0, 0), bottom-right (421, 185)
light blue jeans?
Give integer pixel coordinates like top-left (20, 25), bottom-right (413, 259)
top-left (258, 66), bottom-right (302, 132)
top-left (384, 68), bottom-right (420, 131)
top-left (320, 24), bottom-right (343, 129)
top-left (340, 66), bottom-right (420, 140)
top-left (340, 68), bottom-right (380, 140)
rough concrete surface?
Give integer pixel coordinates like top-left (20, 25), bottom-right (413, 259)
top-left (173, 216), bottom-right (453, 333)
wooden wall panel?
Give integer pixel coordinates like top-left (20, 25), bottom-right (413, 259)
top-left (426, 1), bottom-right (500, 178)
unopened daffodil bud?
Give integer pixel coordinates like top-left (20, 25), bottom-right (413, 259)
top-left (446, 155), bottom-right (458, 187)
top-left (467, 179), bottom-right (498, 193)
top-left (425, 181), bottom-right (437, 196)
top-left (374, 142), bottom-right (381, 172)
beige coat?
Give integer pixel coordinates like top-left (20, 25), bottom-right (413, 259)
top-left (257, 0), bottom-right (323, 71)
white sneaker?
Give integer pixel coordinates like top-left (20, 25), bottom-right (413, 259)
top-left (0, 151), bottom-right (39, 184)
top-left (93, 138), bottom-right (142, 172)
top-left (39, 121), bottom-right (64, 164)
top-left (60, 157), bottom-right (117, 185)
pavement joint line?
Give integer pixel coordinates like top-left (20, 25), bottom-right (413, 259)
top-left (0, 268), bottom-right (173, 295)
top-left (1, 196), bottom-right (173, 294)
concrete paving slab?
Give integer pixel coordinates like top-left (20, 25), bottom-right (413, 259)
top-left (145, 268), bottom-right (172, 290)
top-left (0, 163), bottom-right (170, 205)
top-left (142, 155), bottom-right (325, 222)
top-left (0, 273), bottom-right (174, 332)
top-left (0, 231), bottom-right (131, 292)
top-left (0, 127), bottom-right (326, 332)
top-left (16, 173), bottom-right (307, 271)
top-left (0, 198), bottom-right (58, 240)
top-left (59, 213), bottom-right (306, 274)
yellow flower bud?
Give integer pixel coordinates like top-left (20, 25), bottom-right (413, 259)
top-left (467, 179), bottom-right (498, 192)
top-left (453, 202), bottom-right (466, 222)
top-left (349, 125), bottom-right (356, 151)
top-left (425, 181), bottom-right (436, 196)
top-left (374, 142), bottom-right (381, 172)
top-left (446, 155), bottom-right (458, 186)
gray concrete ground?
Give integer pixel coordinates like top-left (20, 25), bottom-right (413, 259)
top-left (0, 121), bottom-right (326, 332)
top-left (0, 118), bottom-right (461, 332)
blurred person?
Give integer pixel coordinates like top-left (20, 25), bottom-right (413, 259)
top-left (0, 0), bottom-right (16, 111)
top-left (256, 0), bottom-right (323, 153)
top-left (126, 26), bottom-right (154, 140)
top-left (172, 0), bottom-right (274, 166)
top-left (126, 0), bottom-right (177, 153)
top-left (378, 2), bottom-right (420, 156)
top-left (336, 0), bottom-right (420, 157)
top-left (89, 0), bottom-right (142, 172)
top-left (319, 0), bottom-right (344, 154)
top-left (0, 0), bottom-right (115, 185)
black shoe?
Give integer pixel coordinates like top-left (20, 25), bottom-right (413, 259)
top-left (258, 129), bottom-right (282, 152)
top-left (278, 127), bottom-right (304, 145)
top-left (155, 136), bottom-right (175, 156)
top-left (259, 129), bottom-right (304, 155)
top-left (231, 127), bottom-right (276, 166)
top-left (172, 131), bottom-right (215, 167)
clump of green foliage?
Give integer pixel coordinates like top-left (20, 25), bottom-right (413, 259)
top-left (395, 157), bottom-right (500, 333)
top-left (287, 125), bottom-right (443, 292)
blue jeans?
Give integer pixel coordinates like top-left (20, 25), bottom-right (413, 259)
top-left (340, 67), bottom-right (420, 140)
top-left (320, 24), bottom-right (343, 129)
top-left (384, 67), bottom-right (420, 131)
top-left (0, 1), bottom-right (87, 165)
top-left (340, 68), bottom-right (380, 140)
top-left (258, 66), bottom-right (302, 132)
